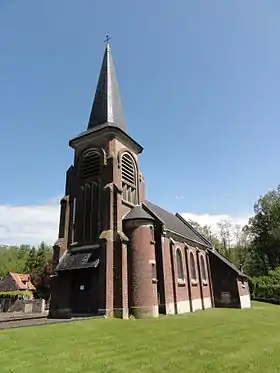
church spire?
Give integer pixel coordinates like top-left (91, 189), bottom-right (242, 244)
top-left (87, 38), bottom-right (126, 131)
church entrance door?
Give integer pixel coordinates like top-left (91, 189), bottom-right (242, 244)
top-left (71, 268), bottom-right (96, 314)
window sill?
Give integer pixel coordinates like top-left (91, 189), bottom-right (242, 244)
top-left (152, 278), bottom-right (158, 284)
top-left (177, 279), bottom-right (186, 286)
top-left (191, 279), bottom-right (198, 286)
top-left (203, 280), bottom-right (208, 286)
top-left (150, 240), bottom-right (155, 245)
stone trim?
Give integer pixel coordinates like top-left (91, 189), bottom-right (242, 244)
top-left (165, 301), bottom-right (191, 315)
top-left (191, 298), bottom-right (203, 312)
top-left (239, 294), bottom-right (251, 309)
top-left (203, 297), bottom-right (212, 309)
top-left (177, 300), bottom-right (191, 314)
top-left (130, 305), bottom-right (159, 318)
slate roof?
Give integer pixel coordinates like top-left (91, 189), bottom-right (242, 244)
top-left (55, 252), bottom-right (100, 272)
top-left (143, 201), bottom-right (210, 246)
top-left (123, 205), bottom-right (154, 221)
top-left (69, 42), bottom-right (143, 154)
top-left (87, 42), bottom-right (125, 131)
top-left (209, 249), bottom-right (247, 277)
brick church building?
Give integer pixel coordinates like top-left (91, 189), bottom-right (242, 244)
top-left (49, 42), bottom-right (251, 319)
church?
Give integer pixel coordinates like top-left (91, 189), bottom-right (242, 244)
top-left (49, 41), bottom-right (251, 319)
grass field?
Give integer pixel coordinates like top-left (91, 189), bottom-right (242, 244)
top-left (1, 302), bottom-right (280, 373)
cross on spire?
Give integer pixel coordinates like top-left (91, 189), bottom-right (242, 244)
top-left (104, 34), bottom-right (111, 45)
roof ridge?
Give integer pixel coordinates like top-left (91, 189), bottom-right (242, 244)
top-left (175, 213), bottom-right (212, 247)
top-left (144, 200), bottom-right (209, 246)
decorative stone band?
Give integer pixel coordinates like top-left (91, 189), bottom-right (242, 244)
top-left (130, 305), bottom-right (159, 319)
top-left (98, 306), bottom-right (159, 319)
top-left (99, 230), bottom-right (129, 243)
top-left (165, 297), bottom-right (212, 315)
top-left (203, 297), bottom-right (212, 309)
top-left (165, 301), bottom-right (190, 315)
top-left (191, 298), bottom-right (203, 312)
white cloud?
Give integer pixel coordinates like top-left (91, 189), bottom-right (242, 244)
top-left (0, 196), bottom-right (252, 247)
top-left (180, 212), bottom-right (252, 236)
top-left (0, 198), bottom-right (61, 246)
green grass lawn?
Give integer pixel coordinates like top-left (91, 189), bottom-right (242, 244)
top-left (1, 302), bottom-right (280, 373)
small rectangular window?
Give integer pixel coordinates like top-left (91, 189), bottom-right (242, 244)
top-left (151, 263), bottom-right (157, 279)
top-left (150, 226), bottom-right (155, 241)
top-left (58, 199), bottom-right (67, 238)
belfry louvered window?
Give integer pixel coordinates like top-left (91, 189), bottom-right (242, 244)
top-left (74, 182), bottom-right (99, 244)
top-left (74, 148), bottom-right (101, 245)
top-left (121, 152), bottom-right (138, 205)
top-left (79, 149), bottom-right (101, 180)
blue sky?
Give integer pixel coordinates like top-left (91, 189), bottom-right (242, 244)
top-left (0, 0), bottom-right (280, 244)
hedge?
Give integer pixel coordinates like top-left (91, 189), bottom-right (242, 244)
top-left (250, 268), bottom-right (280, 299)
top-left (0, 290), bottom-right (33, 298)
top-left (251, 284), bottom-right (280, 299)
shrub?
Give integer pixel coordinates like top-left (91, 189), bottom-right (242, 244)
top-left (250, 267), bottom-right (280, 299)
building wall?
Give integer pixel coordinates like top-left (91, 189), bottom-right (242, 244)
top-left (49, 273), bottom-right (72, 318)
top-left (161, 235), bottom-right (176, 314)
top-left (237, 277), bottom-right (251, 309)
top-left (159, 236), bottom-right (212, 315)
top-left (209, 253), bottom-right (240, 308)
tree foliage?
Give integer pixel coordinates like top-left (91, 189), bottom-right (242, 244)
top-left (0, 242), bottom-right (52, 279)
top-left (245, 185), bottom-right (280, 275)
top-left (188, 218), bottom-right (251, 272)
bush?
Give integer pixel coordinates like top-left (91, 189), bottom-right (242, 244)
top-left (250, 267), bottom-right (280, 299)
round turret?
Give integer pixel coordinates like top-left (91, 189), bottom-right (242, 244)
top-left (123, 205), bottom-right (158, 318)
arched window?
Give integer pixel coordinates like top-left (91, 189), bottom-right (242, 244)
top-left (190, 252), bottom-right (197, 280)
top-left (75, 148), bottom-right (101, 244)
top-left (176, 249), bottom-right (184, 280)
top-left (121, 152), bottom-right (138, 205)
top-left (200, 255), bottom-right (207, 281)
top-left (78, 149), bottom-right (101, 180)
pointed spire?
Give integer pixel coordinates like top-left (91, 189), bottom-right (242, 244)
top-left (87, 39), bottom-right (126, 131)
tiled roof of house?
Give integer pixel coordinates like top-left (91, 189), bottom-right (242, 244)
top-left (10, 273), bottom-right (35, 291)
top-left (143, 201), bottom-right (211, 246)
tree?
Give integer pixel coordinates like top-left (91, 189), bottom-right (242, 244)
top-left (188, 220), bottom-right (222, 249)
top-left (230, 224), bottom-right (252, 272)
top-left (16, 245), bottom-right (31, 273)
top-left (217, 220), bottom-right (233, 259)
top-left (31, 262), bottom-right (52, 302)
top-left (246, 185), bottom-right (280, 274)
top-left (35, 242), bottom-right (52, 272)
top-left (24, 247), bottom-right (37, 274)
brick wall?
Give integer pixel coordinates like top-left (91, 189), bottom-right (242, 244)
top-left (160, 236), bottom-right (212, 314)
top-left (126, 221), bottom-right (158, 318)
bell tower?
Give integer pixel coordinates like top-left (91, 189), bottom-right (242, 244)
top-left (50, 40), bottom-right (148, 319)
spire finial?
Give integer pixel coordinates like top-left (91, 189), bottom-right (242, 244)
top-left (104, 34), bottom-right (111, 45)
